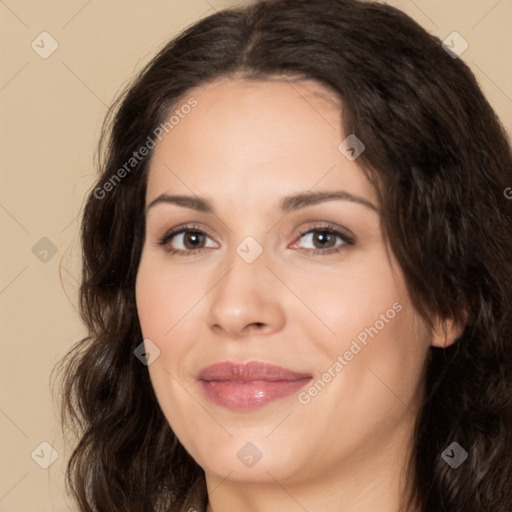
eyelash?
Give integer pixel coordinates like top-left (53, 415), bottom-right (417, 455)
top-left (156, 222), bottom-right (355, 257)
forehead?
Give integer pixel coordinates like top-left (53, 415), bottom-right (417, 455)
top-left (146, 77), bottom-right (375, 209)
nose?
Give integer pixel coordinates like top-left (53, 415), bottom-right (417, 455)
top-left (207, 249), bottom-right (286, 339)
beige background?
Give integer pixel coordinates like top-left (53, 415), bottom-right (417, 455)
top-left (0, 0), bottom-right (511, 510)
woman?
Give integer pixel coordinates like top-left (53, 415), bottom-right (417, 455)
top-left (57, 0), bottom-right (512, 511)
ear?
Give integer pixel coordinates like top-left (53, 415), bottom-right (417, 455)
top-left (430, 312), bottom-right (467, 349)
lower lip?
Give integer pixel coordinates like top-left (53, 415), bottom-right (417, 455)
top-left (200, 378), bottom-right (312, 410)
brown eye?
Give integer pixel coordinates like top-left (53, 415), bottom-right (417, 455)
top-left (294, 226), bottom-right (354, 255)
top-left (310, 230), bottom-right (338, 249)
top-left (181, 231), bottom-right (206, 250)
top-left (162, 230), bottom-right (211, 251)
top-left (157, 225), bottom-right (218, 256)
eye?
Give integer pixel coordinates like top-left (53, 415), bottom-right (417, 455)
top-left (156, 222), bottom-right (355, 257)
top-left (290, 223), bottom-right (355, 255)
top-left (157, 223), bottom-right (217, 256)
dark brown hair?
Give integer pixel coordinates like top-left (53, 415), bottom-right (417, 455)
top-left (55, 0), bottom-right (512, 510)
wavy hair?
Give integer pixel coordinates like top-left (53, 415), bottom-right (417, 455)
top-left (55, 0), bottom-right (512, 510)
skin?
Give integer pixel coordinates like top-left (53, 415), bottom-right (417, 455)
top-left (135, 77), bottom-right (463, 512)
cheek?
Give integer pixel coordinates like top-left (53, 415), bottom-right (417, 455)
top-left (320, 297), bottom-right (430, 431)
top-left (290, 250), bottom-right (408, 346)
top-left (135, 257), bottom-right (204, 430)
top-left (296, 252), bottom-right (430, 415)
top-left (135, 254), bottom-right (205, 339)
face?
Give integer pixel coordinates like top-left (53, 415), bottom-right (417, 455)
top-left (135, 77), bottom-right (435, 488)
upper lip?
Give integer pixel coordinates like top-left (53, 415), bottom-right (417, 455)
top-left (198, 361), bottom-right (312, 382)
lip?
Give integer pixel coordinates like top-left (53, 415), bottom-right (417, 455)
top-left (197, 361), bottom-right (312, 411)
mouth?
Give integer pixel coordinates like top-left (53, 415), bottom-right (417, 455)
top-left (197, 361), bottom-right (312, 411)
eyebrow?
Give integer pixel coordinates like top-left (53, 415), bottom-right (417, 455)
top-left (146, 190), bottom-right (378, 214)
